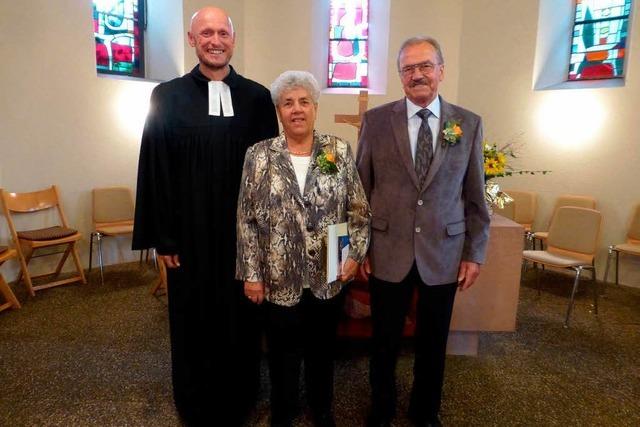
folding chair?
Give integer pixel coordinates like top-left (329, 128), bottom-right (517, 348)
top-left (89, 187), bottom-right (143, 285)
top-left (150, 255), bottom-right (168, 296)
top-left (0, 246), bottom-right (21, 312)
top-left (1, 185), bottom-right (86, 296)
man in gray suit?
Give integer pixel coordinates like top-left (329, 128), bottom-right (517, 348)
top-left (356, 36), bottom-right (490, 427)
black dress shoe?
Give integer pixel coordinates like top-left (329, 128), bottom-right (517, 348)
top-left (270, 416), bottom-right (293, 427)
top-left (366, 413), bottom-right (392, 427)
top-left (427, 416), bottom-right (443, 427)
top-left (312, 411), bottom-right (336, 427)
top-left (408, 413), bottom-right (442, 427)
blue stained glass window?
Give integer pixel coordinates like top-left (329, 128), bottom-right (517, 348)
top-left (568, 0), bottom-right (632, 81)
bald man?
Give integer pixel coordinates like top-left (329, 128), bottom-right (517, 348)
top-left (133, 7), bottom-right (278, 426)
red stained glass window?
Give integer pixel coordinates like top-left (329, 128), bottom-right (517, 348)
top-left (568, 0), bottom-right (632, 81)
top-left (93, 0), bottom-right (144, 77)
top-left (328, 0), bottom-right (369, 88)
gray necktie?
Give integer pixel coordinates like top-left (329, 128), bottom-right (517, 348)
top-left (415, 108), bottom-right (433, 184)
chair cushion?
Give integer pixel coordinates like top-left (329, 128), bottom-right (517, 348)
top-left (522, 250), bottom-right (587, 268)
top-left (614, 243), bottom-right (640, 255)
top-left (0, 246), bottom-right (7, 254)
top-left (18, 226), bottom-right (77, 241)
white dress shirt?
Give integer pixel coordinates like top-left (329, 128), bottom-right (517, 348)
top-left (406, 95), bottom-right (441, 163)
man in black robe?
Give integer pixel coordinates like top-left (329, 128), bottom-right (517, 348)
top-left (132, 6), bottom-right (278, 426)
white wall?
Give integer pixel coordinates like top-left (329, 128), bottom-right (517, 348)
top-left (146, 0), bottom-right (185, 81)
top-left (0, 0), bottom-right (181, 280)
top-left (1, 0), bottom-right (638, 287)
top-left (458, 0), bottom-right (640, 285)
top-left (242, 0), bottom-right (464, 145)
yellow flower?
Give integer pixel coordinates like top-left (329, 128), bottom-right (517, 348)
top-left (482, 138), bottom-right (550, 186)
top-left (317, 150), bottom-right (338, 174)
top-left (484, 158), bottom-right (504, 176)
top-left (497, 152), bottom-right (507, 166)
top-left (325, 152), bottom-right (335, 163)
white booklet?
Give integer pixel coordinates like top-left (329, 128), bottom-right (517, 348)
top-left (326, 222), bottom-right (349, 283)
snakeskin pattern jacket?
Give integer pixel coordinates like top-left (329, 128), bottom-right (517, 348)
top-left (236, 131), bottom-right (371, 306)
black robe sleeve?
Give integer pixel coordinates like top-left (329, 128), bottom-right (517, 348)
top-left (252, 89), bottom-right (279, 142)
top-left (132, 84), bottom-right (179, 254)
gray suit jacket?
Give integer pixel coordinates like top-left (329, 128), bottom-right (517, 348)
top-left (356, 96), bottom-right (490, 285)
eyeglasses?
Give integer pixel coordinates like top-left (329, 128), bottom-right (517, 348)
top-left (400, 61), bottom-right (440, 77)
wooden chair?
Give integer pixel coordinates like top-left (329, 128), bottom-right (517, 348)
top-left (0, 185), bottom-right (86, 296)
top-left (0, 246), bottom-right (21, 312)
top-left (603, 204), bottom-right (640, 285)
top-left (150, 255), bottom-right (168, 296)
top-left (532, 194), bottom-right (596, 249)
top-left (89, 187), bottom-right (140, 285)
top-left (522, 206), bottom-right (602, 327)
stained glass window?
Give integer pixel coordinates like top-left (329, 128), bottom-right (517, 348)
top-left (568, 0), bottom-right (632, 81)
top-left (328, 0), bottom-right (369, 88)
top-left (93, 0), bottom-right (144, 77)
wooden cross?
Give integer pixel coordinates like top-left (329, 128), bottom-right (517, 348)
top-left (334, 90), bottom-right (369, 139)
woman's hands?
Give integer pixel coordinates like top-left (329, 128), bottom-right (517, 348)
top-left (245, 257), bottom-right (360, 304)
top-left (339, 257), bottom-right (359, 282)
top-left (244, 281), bottom-right (265, 304)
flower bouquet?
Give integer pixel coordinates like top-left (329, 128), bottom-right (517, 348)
top-left (483, 140), bottom-right (549, 211)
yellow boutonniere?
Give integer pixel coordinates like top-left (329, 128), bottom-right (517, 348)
top-left (317, 150), bottom-right (338, 174)
top-left (442, 120), bottom-right (463, 146)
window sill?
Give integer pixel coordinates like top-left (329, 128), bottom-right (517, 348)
top-left (97, 73), bottom-right (165, 84)
top-left (322, 87), bottom-right (386, 96)
top-left (534, 78), bottom-right (626, 91)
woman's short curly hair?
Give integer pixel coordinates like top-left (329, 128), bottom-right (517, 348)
top-left (270, 70), bottom-right (321, 106)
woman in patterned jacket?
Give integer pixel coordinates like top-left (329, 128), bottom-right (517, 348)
top-left (236, 70), bottom-right (370, 427)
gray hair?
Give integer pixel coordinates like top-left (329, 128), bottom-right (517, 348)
top-left (270, 71), bottom-right (321, 106)
top-left (397, 36), bottom-right (445, 71)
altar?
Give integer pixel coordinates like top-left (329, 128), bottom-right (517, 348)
top-left (338, 214), bottom-right (524, 356)
top-left (447, 214), bottom-right (523, 355)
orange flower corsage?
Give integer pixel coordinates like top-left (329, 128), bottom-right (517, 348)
top-left (442, 120), bottom-right (463, 146)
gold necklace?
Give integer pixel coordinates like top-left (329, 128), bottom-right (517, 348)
top-left (288, 148), bottom-right (312, 156)
top-left (287, 136), bottom-right (312, 156)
